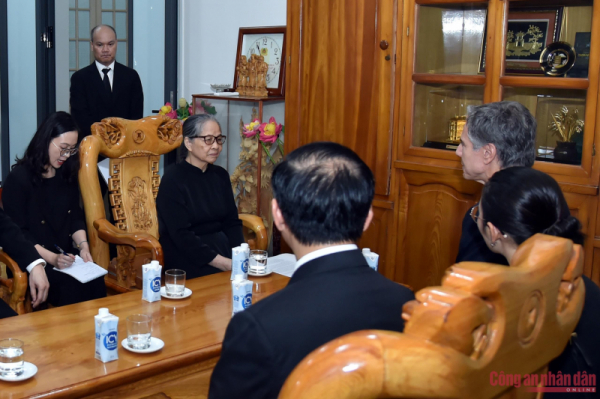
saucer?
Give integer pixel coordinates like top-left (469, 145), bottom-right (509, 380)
top-left (248, 269), bottom-right (272, 277)
top-left (160, 287), bottom-right (192, 299)
top-left (0, 362), bottom-right (38, 382)
top-left (121, 337), bottom-right (164, 354)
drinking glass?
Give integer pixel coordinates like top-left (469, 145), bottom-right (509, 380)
top-left (249, 250), bottom-right (268, 275)
top-left (126, 314), bottom-right (152, 350)
top-left (0, 338), bottom-right (24, 377)
top-left (165, 269), bottom-right (186, 297)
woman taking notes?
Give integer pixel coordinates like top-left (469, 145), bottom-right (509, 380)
top-left (3, 111), bottom-right (106, 307)
top-left (157, 114), bottom-right (244, 279)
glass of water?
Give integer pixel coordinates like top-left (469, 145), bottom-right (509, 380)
top-left (249, 250), bottom-right (268, 275)
top-left (126, 314), bottom-right (152, 350)
top-left (0, 338), bottom-right (24, 377)
top-left (165, 269), bottom-right (186, 297)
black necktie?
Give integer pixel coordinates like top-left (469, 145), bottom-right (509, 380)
top-left (102, 68), bottom-right (112, 93)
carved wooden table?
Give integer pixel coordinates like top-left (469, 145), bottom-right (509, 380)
top-left (0, 272), bottom-right (289, 399)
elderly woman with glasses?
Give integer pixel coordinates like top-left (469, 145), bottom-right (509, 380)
top-left (2, 111), bottom-right (106, 307)
top-left (156, 114), bottom-right (244, 279)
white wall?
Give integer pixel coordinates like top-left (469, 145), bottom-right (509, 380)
top-left (178, 0), bottom-right (286, 171)
top-left (178, 0), bottom-right (286, 98)
top-left (7, 0), bottom-right (37, 167)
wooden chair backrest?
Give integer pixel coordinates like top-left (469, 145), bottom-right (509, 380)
top-left (79, 116), bottom-right (182, 269)
top-left (280, 234), bottom-right (585, 399)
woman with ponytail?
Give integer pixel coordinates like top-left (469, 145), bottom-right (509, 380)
top-left (475, 167), bottom-right (598, 398)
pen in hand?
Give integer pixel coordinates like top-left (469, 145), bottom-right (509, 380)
top-left (54, 244), bottom-right (77, 270)
top-left (54, 245), bottom-right (76, 259)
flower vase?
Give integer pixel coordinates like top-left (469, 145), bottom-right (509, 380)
top-left (553, 141), bottom-right (579, 164)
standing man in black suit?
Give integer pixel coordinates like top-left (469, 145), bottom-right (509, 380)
top-left (70, 24), bottom-right (143, 137)
top-left (0, 208), bottom-right (48, 318)
top-left (208, 142), bottom-right (415, 399)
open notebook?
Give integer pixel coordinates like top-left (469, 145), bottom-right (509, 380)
top-left (53, 255), bottom-right (107, 283)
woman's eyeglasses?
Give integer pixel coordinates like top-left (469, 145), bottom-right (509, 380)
top-left (470, 204), bottom-right (485, 224)
top-left (51, 140), bottom-right (79, 157)
top-left (192, 135), bottom-right (226, 145)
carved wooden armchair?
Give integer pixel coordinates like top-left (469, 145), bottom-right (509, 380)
top-left (280, 234), bottom-right (585, 399)
top-left (79, 116), bottom-right (268, 292)
top-left (0, 248), bottom-right (29, 315)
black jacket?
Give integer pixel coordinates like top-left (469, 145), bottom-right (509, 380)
top-left (0, 208), bottom-right (43, 318)
top-left (70, 61), bottom-right (144, 136)
top-left (208, 249), bottom-right (415, 399)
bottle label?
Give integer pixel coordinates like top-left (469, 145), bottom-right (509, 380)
top-left (151, 277), bottom-right (161, 293)
top-left (104, 331), bottom-right (118, 350)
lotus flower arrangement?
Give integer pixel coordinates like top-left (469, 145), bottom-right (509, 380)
top-left (159, 98), bottom-right (216, 122)
top-left (243, 116), bottom-right (284, 164)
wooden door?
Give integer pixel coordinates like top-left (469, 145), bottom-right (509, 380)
top-left (286, 0), bottom-right (397, 196)
top-left (395, 166), bottom-right (482, 291)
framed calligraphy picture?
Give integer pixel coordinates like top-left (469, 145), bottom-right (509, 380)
top-left (480, 7), bottom-right (563, 75)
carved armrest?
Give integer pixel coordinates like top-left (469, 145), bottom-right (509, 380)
top-left (239, 213), bottom-right (268, 250)
top-left (0, 248), bottom-right (28, 315)
top-left (279, 329), bottom-right (468, 399)
top-left (93, 219), bottom-right (163, 265)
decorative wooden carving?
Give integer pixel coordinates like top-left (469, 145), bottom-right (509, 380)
top-left (128, 177), bottom-right (153, 231)
top-left (133, 129), bottom-right (146, 144)
top-left (111, 245), bottom-right (136, 288)
top-left (151, 160), bottom-right (160, 199)
top-left (236, 55), bottom-right (248, 94)
top-left (280, 235), bottom-right (585, 399)
top-left (157, 119), bottom-right (183, 144)
top-left (109, 161), bottom-right (127, 231)
top-left (235, 53), bottom-right (268, 97)
top-left (95, 119), bottom-right (124, 149)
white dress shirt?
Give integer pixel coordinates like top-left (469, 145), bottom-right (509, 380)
top-left (294, 244), bottom-right (358, 272)
top-left (26, 259), bottom-right (46, 273)
top-left (95, 60), bottom-right (115, 89)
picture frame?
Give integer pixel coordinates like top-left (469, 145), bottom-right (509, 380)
top-left (233, 26), bottom-right (286, 97)
top-left (479, 7), bottom-right (563, 75)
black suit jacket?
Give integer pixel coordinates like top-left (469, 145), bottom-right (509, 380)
top-left (0, 207), bottom-right (43, 319)
top-left (456, 205), bottom-right (508, 265)
top-left (70, 62), bottom-right (144, 136)
top-left (208, 249), bottom-right (415, 399)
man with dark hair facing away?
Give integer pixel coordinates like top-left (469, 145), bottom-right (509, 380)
top-left (208, 142), bottom-right (414, 399)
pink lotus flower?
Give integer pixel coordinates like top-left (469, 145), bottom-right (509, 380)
top-left (243, 119), bottom-right (261, 138)
top-left (166, 109), bottom-right (177, 119)
top-left (258, 117), bottom-right (282, 143)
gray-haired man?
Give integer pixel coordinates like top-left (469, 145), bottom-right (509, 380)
top-left (455, 101), bottom-right (537, 263)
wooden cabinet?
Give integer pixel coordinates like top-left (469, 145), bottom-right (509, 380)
top-left (394, 165), bottom-right (481, 289)
top-left (394, 0), bottom-right (600, 289)
top-left (287, 0), bottom-right (600, 288)
top-left (286, 0), bottom-right (396, 196)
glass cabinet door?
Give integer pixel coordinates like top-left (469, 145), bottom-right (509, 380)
top-left (500, 0), bottom-right (594, 166)
top-left (411, 2), bottom-right (488, 150)
top-left (406, 0), bottom-right (598, 171)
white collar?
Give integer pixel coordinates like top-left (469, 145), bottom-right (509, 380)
top-left (95, 60), bottom-right (115, 73)
top-left (294, 244), bottom-right (358, 271)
